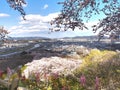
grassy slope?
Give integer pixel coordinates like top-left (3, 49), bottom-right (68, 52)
top-left (74, 49), bottom-right (120, 89)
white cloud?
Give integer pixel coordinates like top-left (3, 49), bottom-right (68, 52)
top-left (0, 13), bottom-right (10, 17)
top-left (85, 21), bottom-right (99, 27)
top-left (43, 4), bottom-right (48, 9)
top-left (8, 12), bottom-right (59, 37)
top-left (22, 3), bottom-right (27, 7)
top-left (8, 12), bottom-right (98, 38)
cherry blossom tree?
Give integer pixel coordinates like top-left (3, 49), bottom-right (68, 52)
top-left (7, 0), bottom-right (26, 20)
top-left (0, 0), bottom-right (26, 42)
top-left (0, 26), bottom-right (9, 43)
top-left (5, 0), bottom-right (120, 39)
top-left (51, 0), bottom-right (120, 39)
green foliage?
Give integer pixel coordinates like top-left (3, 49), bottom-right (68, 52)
top-left (20, 65), bottom-right (27, 73)
top-left (0, 49), bottom-right (120, 90)
top-left (74, 49), bottom-right (120, 89)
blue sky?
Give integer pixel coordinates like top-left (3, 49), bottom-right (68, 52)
top-left (0, 0), bottom-right (100, 38)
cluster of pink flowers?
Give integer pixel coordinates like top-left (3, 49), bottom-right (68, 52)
top-left (0, 69), bottom-right (3, 77)
top-left (35, 72), bottom-right (40, 82)
top-left (0, 67), bottom-right (13, 78)
top-left (51, 73), bottom-right (59, 79)
top-left (80, 75), bottom-right (100, 90)
top-left (7, 67), bottom-right (12, 77)
top-left (0, 67), bottom-right (100, 90)
top-left (80, 74), bottom-right (86, 87)
top-left (95, 77), bottom-right (99, 90)
top-left (62, 86), bottom-right (67, 90)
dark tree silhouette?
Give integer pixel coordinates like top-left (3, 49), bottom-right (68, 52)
top-left (51, 0), bottom-right (120, 39)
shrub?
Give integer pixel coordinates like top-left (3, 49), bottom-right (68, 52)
top-left (0, 49), bottom-right (119, 90)
top-left (74, 49), bottom-right (120, 89)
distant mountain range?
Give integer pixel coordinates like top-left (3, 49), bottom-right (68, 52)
top-left (10, 35), bottom-right (108, 41)
top-left (12, 37), bottom-right (51, 40)
top-left (62, 35), bottom-right (109, 39)
top-left (62, 35), bottom-right (98, 39)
